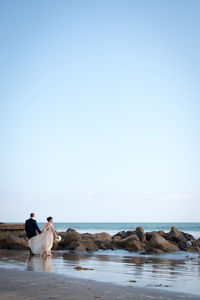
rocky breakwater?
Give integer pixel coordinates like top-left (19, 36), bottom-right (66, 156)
top-left (57, 228), bottom-right (112, 251)
top-left (0, 224), bottom-right (200, 254)
top-left (57, 226), bottom-right (200, 254)
top-left (0, 224), bottom-right (28, 250)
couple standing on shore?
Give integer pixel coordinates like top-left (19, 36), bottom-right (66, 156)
top-left (25, 213), bottom-right (60, 256)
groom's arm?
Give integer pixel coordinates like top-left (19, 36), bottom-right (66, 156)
top-left (34, 220), bottom-right (41, 234)
top-left (25, 221), bottom-right (27, 233)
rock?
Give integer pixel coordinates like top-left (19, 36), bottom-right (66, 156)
top-left (113, 230), bottom-right (136, 239)
top-left (93, 232), bottom-right (112, 242)
top-left (81, 233), bottom-right (95, 240)
top-left (191, 239), bottom-right (200, 247)
top-left (112, 231), bottom-right (127, 239)
top-left (112, 236), bottom-right (122, 243)
top-left (126, 240), bottom-right (144, 252)
top-left (96, 240), bottom-right (114, 250)
top-left (178, 240), bottom-right (190, 251)
top-left (166, 226), bottom-right (185, 243)
top-left (117, 234), bottom-right (144, 251)
top-left (145, 248), bottom-right (164, 254)
top-left (145, 233), bottom-right (179, 253)
top-left (0, 237), bottom-right (7, 249)
top-left (57, 231), bottom-right (66, 237)
top-left (60, 231), bottom-right (82, 246)
top-left (70, 240), bottom-right (98, 252)
top-left (117, 234), bottom-right (144, 252)
top-left (92, 232), bottom-right (113, 250)
top-left (185, 246), bottom-right (200, 252)
top-left (0, 224), bottom-right (25, 231)
top-left (52, 237), bottom-right (62, 250)
top-left (117, 234), bottom-right (140, 248)
top-left (136, 227), bottom-right (146, 242)
top-left (181, 232), bottom-right (194, 241)
top-left (146, 231), bottom-right (166, 241)
top-left (0, 224), bottom-right (26, 238)
top-left (6, 235), bottom-right (28, 250)
top-left (125, 230), bottom-right (137, 237)
top-left (66, 228), bottom-right (77, 233)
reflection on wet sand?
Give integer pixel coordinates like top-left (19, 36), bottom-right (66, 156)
top-left (0, 249), bottom-right (200, 295)
top-left (27, 256), bottom-right (52, 272)
top-left (62, 252), bottom-right (93, 262)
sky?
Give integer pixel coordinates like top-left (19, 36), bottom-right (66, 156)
top-left (0, 0), bottom-right (199, 222)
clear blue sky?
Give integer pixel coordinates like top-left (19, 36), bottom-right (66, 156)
top-left (0, 0), bottom-right (199, 222)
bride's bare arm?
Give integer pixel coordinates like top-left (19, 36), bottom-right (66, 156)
top-left (51, 224), bottom-right (58, 238)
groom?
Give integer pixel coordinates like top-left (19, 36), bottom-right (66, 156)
top-left (25, 213), bottom-right (41, 255)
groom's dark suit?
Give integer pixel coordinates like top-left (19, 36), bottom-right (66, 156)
top-left (25, 218), bottom-right (41, 239)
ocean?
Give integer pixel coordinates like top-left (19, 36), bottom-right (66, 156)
top-left (38, 222), bottom-right (200, 239)
top-left (1, 222), bottom-right (200, 296)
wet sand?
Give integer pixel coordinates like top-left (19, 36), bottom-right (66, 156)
top-left (0, 268), bottom-right (200, 300)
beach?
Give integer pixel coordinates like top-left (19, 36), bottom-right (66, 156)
top-left (1, 223), bottom-right (200, 299)
top-left (0, 248), bottom-right (200, 299)
top-left (1, 267), bottom-right (200, 300)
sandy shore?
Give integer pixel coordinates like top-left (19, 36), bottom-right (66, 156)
top-left (0, 268), bottom-right (199, 300)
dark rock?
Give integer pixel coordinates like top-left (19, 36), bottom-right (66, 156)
top-left (166, 226), bottom-right (185, 243)
top-left (178, 240), bottom-right (190, 251)
top-left (185, 246), bottom-right (200, 252)
top-left (125, 230), bottom-right (137, 237)
top-left (191, 239), bottom-right (200, 247)
top-left (59, 231), bottom-right (82, 247)
top-left (95, 240), bottom-right (114, 250)
top-left (126, 240), bottom-right (144, 252)
top-left (93, 232), bottom-right (113, 250)
top-left (112, 236), bottom-right (122, 243)
top-left (112, 231), bottom-right (126, 239)
top-left (66, 228), bottom-right (77, 233)
top-left (117, 234), bottom-right (140, 248)
top-left (146, 231), bottom-right (166, 241)
top-left (136, 227), bottom-right (146, 242)
top-left (145, 233), bottom-right (179, 253)
top-left (116, 234), bottom-right (144, 251)
top-left (117, 234), bottom-right (144, 251)
top-left (93, 232), bottom-right (112, 242)
top-left (81, 233), bottom-right (95, 240)
top-left (6, 235), bottom-right (28, 250)
top-left (113, 230), bottom-right (136, 239)
top-left (70, 240), bottom-right (98, 252)
top-left (181, 232), bottom-right (194, 241)
top-left (0, 237), bottom-right (7, 249)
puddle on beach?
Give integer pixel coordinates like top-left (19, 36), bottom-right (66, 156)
top-left (0, 249), bottom-right (200, 296)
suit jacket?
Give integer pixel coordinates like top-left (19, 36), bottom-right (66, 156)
top-left (25, 218), bottom-right (41, 239)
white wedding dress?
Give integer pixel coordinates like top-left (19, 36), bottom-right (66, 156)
top-left (28, 223), bottom-right (54, 255)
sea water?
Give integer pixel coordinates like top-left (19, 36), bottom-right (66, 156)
top-left (38, 222), bottom-right (200, 239)
top-left (1, 222), bottom-right (200, 296)
top-left (0, 249), bottom-right (200, 296)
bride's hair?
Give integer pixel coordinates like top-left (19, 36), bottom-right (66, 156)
top-left (47, 216), bottom-right (53, 222)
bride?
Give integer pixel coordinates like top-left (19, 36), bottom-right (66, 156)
top-left (28, 216), bottom-right (59, 256)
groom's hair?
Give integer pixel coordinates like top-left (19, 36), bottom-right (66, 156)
top-left (30, 213), bottom-right (34, 218)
